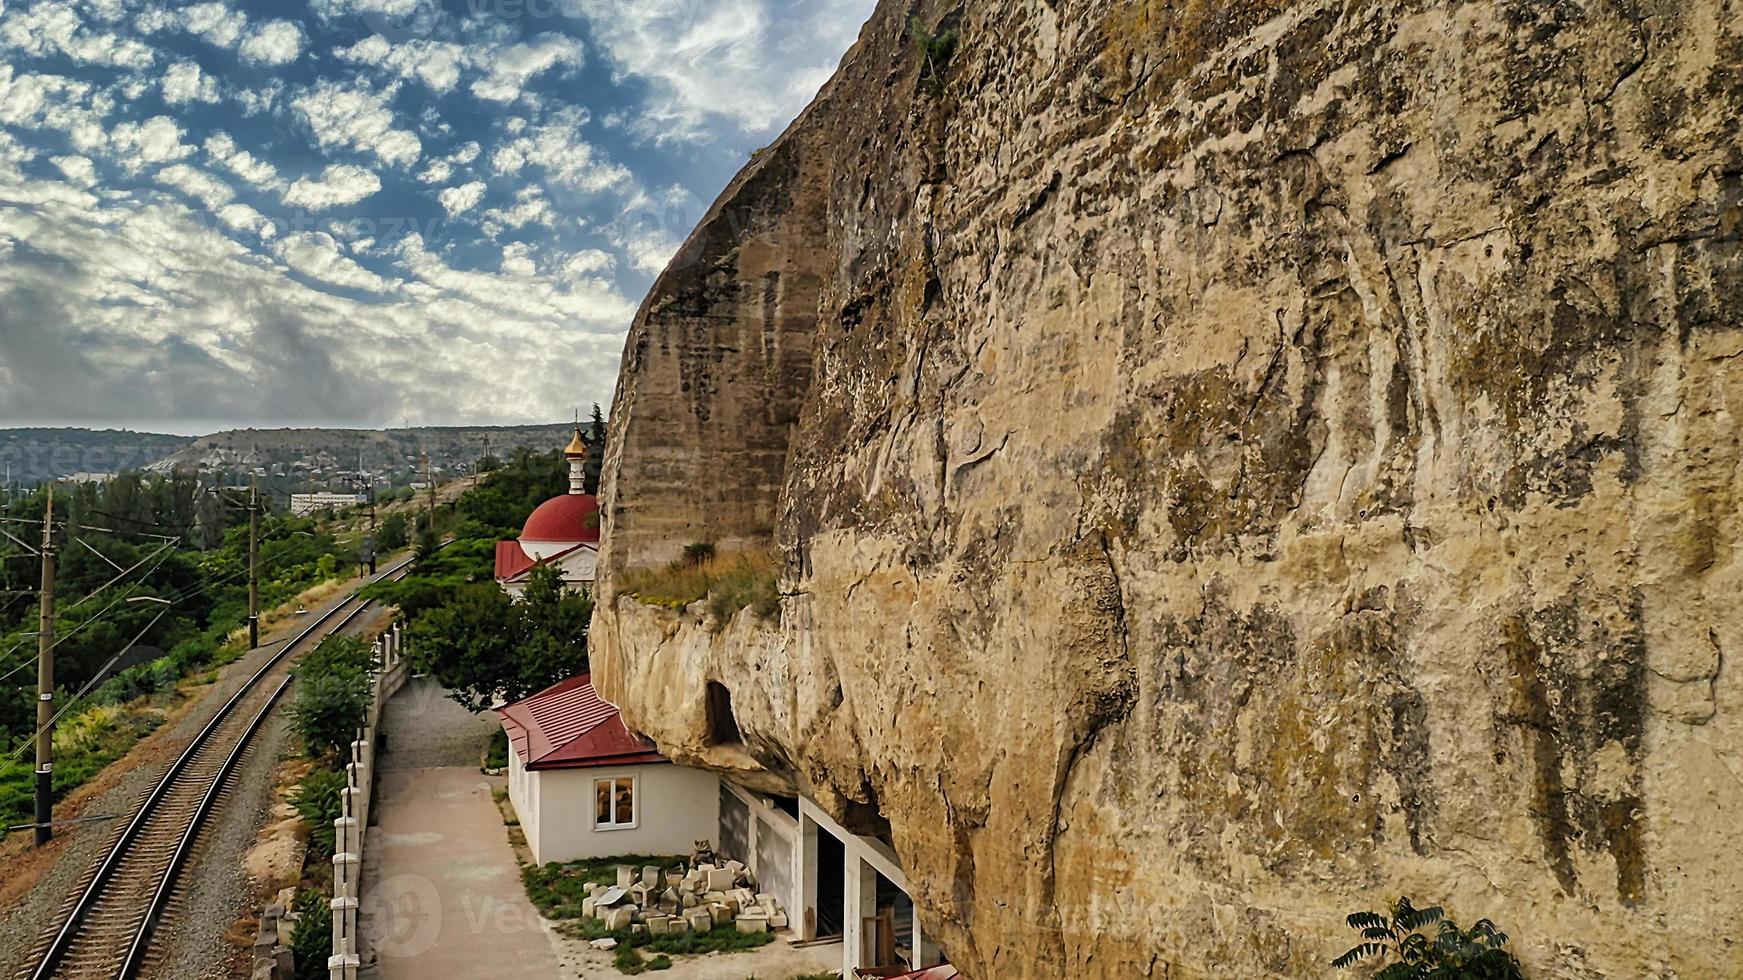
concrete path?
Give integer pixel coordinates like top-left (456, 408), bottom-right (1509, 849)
top-left (360, 678), bottom-right (562, 980)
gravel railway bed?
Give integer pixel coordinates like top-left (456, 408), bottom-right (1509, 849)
top-left (0, 562), bottom-right (409, 980)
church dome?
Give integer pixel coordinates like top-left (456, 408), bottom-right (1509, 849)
top-left (521, 494), bottom-right (600, 553)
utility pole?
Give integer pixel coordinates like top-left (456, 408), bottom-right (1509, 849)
top-left (34, 487), bottom-right (57, 847)
top-left (247, 474), bottom-right (260, 649)
top-left (421, 451), bottom-right (435, 528)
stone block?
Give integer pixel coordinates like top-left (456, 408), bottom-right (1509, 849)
top-left (616, 866), bottom-right (636, 888)
top-left (666, 872), bottom-right (686, 888)
top-left (589, 938), bottom-right (617, 951)
top-left (661, 887), bottom-right (680, 905)
top-left (706, 868), bottom-right (735, 892)
top-left (581, 897), bottom-right (597, 919)
top-left (769, 911), bottom-right (789, 930)
top-left (646, 916), bottom-right (673, 936)
top-left (710, 904), bottom-right (733, 926)
top-left (725, 859), bottom-right (745, 875)
top-left (736, 913), bottom-right (768, 935)
top-left (631, 924), bottom-right (646, 935)
top-left (669, 916), bottom-right (690, 935)
top-left (604, 907), bottom-right (634, 931)
top-left (684, 909), bottom-right (713, 934)
top-left (642, 865), bottom-right (661, 888)
top-left (681, 893), bottom-right (700, 908)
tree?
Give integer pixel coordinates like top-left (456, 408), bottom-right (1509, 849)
top-left (378, 512), bottom-right (410, 552)
top-left (406, 563), bottom-right (591, 711)
top-left (289, 636), bottom-right (375, 760)
top-left (1334, 897), bottom-right (1523, 979)
top-left (584, 403), bottom-right (607, 495)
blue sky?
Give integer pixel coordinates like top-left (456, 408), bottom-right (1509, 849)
top-left (0, 0), bottom-right (873, 434)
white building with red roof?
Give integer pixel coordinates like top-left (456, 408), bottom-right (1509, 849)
top-left (497, 673), bottom-right (722, 865)
top-left (494, 428), bottom-right (601, 597)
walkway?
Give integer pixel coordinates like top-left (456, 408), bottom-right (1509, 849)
top-left (359, 677), bottom-right (562, 980)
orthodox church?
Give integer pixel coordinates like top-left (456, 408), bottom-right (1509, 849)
top-left (493, 427), bottom-right (600, 596)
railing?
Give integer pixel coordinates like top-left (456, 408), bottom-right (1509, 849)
top-left (328, 622), bottom-right (410, 980)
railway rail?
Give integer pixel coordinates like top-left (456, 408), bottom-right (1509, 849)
top-left (18, 557), bottom-right (415, 980)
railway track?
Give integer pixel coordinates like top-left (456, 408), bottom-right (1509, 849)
top-left (19, 558), bottom-right (415, 980)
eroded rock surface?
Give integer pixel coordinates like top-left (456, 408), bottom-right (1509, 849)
top-left (593, 1), bottom-right (1743, 976)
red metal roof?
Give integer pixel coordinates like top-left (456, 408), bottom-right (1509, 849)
top-left (495, 541), bottom-right (594, 583)
top-left (522, 493), bottom-right (600, 543)
top-left (497, 674), bottom-right (668, 771)
top-left (495, 540), bottom-right (536, 581)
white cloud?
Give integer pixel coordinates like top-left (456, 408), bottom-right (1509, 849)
top-left (233, 82), bottom-right (283, 117)
top-left (437, 180), bottom-right (486, 217)
top-left (469, 33), bottom-right (584, 103)
top-left (204, 133), bottom-right (282, 190)
top-left (240, 20), bottom-right (304, 65)
top-left (559, 249), bottom-right (616, 280)
top-left (416, 160), bottom-right (452, 185)
top-left (276, 232), bottom-right (394, 293)
top-left (282, 164), bottom-right (383, 211)
top-left (480, 185), bottom-right (555, 233)
top-left (109, 116), bottom-right (195, 173)
top-left (501, 242), bottom-right (537, 277)
top-left (291, 80), bottom-right (422, 168)
top-left (155, 164), bottom-right (236, 210)
top-left (338, 35), bottom-right (469, 93)
top-left (489, 108), bottom-right (629, 193)
top-left (181, 2), bottom-right (249, 49)
top-left (574, 0), bottom-right (868, 141)
top-left (1, 1), bottom-right (156, 69)
top-left (162, 61), bottom-right (221, 105)
top-left (51, 155), bottom-right (97, 187)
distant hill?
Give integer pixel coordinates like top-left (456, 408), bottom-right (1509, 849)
top-left (0, 428), bottom-right (189, 485)
top-left (0, 424), bottom-right (577, 491)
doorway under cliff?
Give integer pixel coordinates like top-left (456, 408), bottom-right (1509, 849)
top-left (706, 681), bottom-right (744, 746)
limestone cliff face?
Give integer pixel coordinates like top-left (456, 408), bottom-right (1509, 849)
top-left (592, 1), bottom-right (1743, 976)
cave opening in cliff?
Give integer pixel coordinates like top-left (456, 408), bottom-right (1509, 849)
top-left (706, 680), bottom-right (744, 746)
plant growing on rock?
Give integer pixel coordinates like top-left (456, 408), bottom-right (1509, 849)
top-left (1333, 897), bottom-right (1524, 979)
top-left (909, 15), bottom-right (958, 93)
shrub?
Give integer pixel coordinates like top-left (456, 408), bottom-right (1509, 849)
top-left (291, 889), bottom-right (332, 980)
top-left (289, 636), bottom-right (375, 760)
top-left (618, 549), bottom-right (779, 628)
top-left (909, 15), bottom-right (958, 92)
top-left (1334, 897), bottom-right (1524, 979)
top-left (682, 542), bottom-right (716, 565)
top-left (293, 768), bottom-right (349, 859)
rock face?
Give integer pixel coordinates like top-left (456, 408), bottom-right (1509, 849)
top-left (592, 1), bottom-right (1743, 976)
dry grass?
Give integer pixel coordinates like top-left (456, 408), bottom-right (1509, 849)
top-left (617, 548), bottom-right (780, 627)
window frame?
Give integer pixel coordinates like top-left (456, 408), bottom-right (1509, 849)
top-left (592, 774), bottom-right (639, 831)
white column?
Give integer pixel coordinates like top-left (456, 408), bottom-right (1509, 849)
top-left (844, 855), bottom-right (877, 977)
top-left (798, 815), bottom-right (820, 941)
top-left (913, 904), bottom-right (942, 966)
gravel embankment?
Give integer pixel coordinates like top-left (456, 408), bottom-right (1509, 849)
top-left (0, 592), bottom-right (393, 979)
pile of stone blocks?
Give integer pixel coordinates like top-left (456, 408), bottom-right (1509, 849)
top-left (579, 861), bottom-right (790, 938)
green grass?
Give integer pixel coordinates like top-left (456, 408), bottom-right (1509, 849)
top-left (617, 549), bottom-right (779, 627)
top-left (526, 855), bottom-right (775, 960)
top-left (556, 914), bottom-right (776, 956)
top-left (521, 855), bottom-right (686, 919)
top-left (1, 704), bottom-right (166, 830)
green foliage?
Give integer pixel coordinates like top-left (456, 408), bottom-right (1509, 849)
top-left (457, 447), bottom-right (569, 534)
top-left (682, 542), bottom-right (716, 565)
top-left (289, 635), bottom-right (375, 760)
top-left (293, 767), bottom-right (349, 859)
top-left (521, 854), bottom-right (684, 919)
top-left (1334, 898), bottom-right (1524, 979)
top-left (615, 945), bottom-right (649, 974)
top-left (406, 563), bottom-right (591, 712)
top-left (377, 512), bottom-right (410, 552)
top-left (908, 15), bottom-right (958, 92)
top-left (291, 889), bottom-right (333, 980)
top-left (619, 550), bottom-right (780, 629)
top-left (484, 727), bottom-right (510, 770)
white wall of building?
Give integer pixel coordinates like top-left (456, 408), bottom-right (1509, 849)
top-left (508, 756), bottom-right (721, 865)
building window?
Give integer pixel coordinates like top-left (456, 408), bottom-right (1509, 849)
top-left (595, 777), bottom-right (636, 830)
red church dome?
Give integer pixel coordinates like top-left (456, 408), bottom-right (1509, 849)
top-left (522, 494), bottom-right (600, 543)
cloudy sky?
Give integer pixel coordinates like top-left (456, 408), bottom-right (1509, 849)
top-left (0, 0), bottom-right (871, 434)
